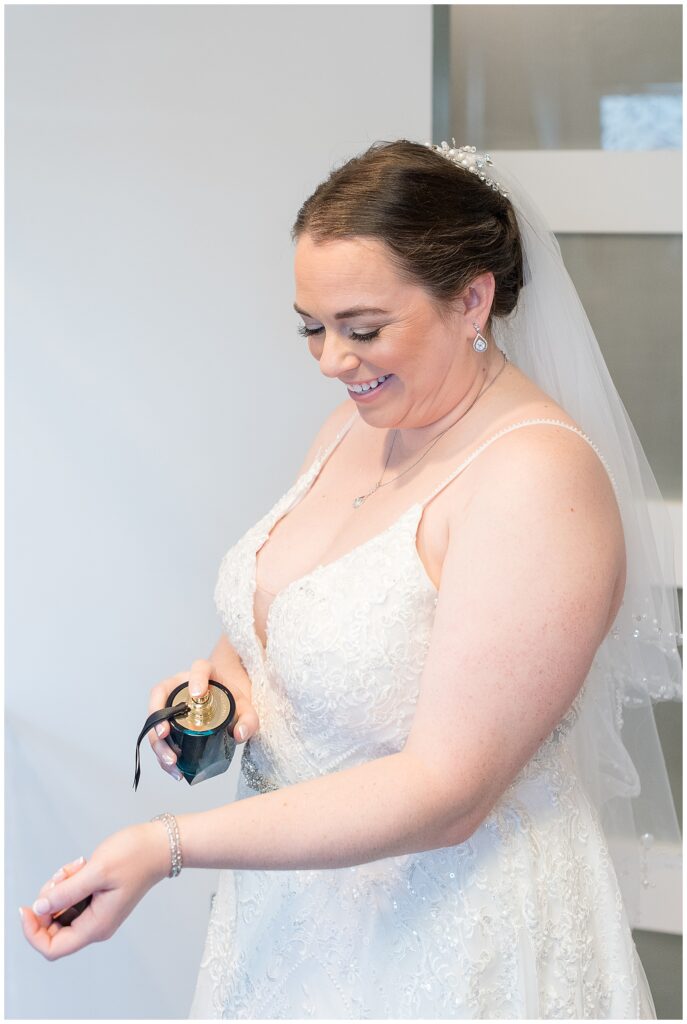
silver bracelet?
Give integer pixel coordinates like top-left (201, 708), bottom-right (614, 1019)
top-left (151, 812), bottom-right (183, 877)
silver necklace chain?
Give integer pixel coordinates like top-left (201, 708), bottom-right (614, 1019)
top-left (352, 350), bottom-right (509, 508)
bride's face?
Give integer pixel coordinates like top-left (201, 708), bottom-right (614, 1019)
top-left (293, 232), bottom-right (495, 429)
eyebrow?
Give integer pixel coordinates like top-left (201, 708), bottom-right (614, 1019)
top-left (293, 303), bottom-right (390, 320)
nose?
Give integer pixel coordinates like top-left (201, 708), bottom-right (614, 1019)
top-left (312, 330), bottom-right (360, 380)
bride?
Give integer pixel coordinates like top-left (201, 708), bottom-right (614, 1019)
top-left (21, 140), bottom-right (680, 1020)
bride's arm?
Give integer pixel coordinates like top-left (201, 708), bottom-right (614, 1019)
top-left (175, 750), bottom-right (456, 871)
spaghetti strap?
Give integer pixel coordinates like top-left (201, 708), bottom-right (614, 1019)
top-left (299, 411), bottom-right (358, 482)
top-left (418, 417), bottom-right (619, 510)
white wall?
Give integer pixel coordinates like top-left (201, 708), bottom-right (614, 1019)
top-left (5, 5), bottom-right (432, 1017)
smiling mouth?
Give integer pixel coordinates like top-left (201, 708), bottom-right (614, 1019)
top-left (345, 374), bottom-right (393, 394)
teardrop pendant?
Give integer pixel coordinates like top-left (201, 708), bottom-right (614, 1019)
top-left (352, 495), bottom-right (366, 508)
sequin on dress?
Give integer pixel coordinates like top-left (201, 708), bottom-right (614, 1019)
top-left (188, 413), bottom-right (656, 1020)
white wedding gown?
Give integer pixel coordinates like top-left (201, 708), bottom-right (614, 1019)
top-left (189, 412), bottom-right (656, 1019)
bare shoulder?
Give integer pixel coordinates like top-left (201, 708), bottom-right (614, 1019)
top-left (447, 413), bottom-right (627, 629)
top-left (293, 398), bottom-right (357, 479)
top-left (448, 361), bottom-right (620, 527)
top-left (464, 414), bottom-right (621, 524)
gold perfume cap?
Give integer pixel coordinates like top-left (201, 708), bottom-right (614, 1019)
top-left (172, 682), bottom-right (233, 732)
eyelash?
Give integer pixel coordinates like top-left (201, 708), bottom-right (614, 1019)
top-left (296, 325), bottom-right (381, 344)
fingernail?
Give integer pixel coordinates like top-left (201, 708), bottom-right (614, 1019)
top-left (236, 723), bottom-right (247, 741)
top-left (48, 881), bottom-right (56, 889)
top-left (174, 771), bottom-right (184, 781)
top-left (52, 868), bottom-right (65, 881)
top-left (33, 898), bottom-right (50, 915)
top-left (162, 753), bottom-right (175, 766)
top-left (155, 724), bottom-right (165, 738)
top-left (18, 907), bottom-right (24, 921)
top-left (75, 855), bottom-right (85, 865)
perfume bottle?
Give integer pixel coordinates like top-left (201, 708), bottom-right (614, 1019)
top-left (165, 680), bottom-right (238, 784)
top-left (133, 680), bottom-right (238, 790)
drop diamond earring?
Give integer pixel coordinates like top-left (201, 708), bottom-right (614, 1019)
top-left (472, 321), bottom-right (488, 352)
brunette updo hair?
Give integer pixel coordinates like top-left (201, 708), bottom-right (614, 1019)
top-left (291, 139), bottom-right (524, 334)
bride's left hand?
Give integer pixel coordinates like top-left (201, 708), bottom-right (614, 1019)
top-left (19, 822), bottom-right (169, 960)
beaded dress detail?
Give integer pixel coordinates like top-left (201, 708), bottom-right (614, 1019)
top-left (189, 413), bottom-right (656, 1020)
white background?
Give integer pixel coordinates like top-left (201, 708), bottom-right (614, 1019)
top-left (5, 4), bottom-right (432, 1017)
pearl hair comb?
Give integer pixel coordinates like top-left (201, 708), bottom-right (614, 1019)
top-left (426, 140), bottom-right (510, 199)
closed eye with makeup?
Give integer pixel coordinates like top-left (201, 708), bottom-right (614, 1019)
top-left (294, 302), bottom-right (394, 397)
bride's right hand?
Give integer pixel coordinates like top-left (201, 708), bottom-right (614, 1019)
top-left (147, 659), bottom-right (260, 781)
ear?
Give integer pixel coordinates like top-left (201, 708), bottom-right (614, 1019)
top-left (462, 272), bottom-right (496, 328)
